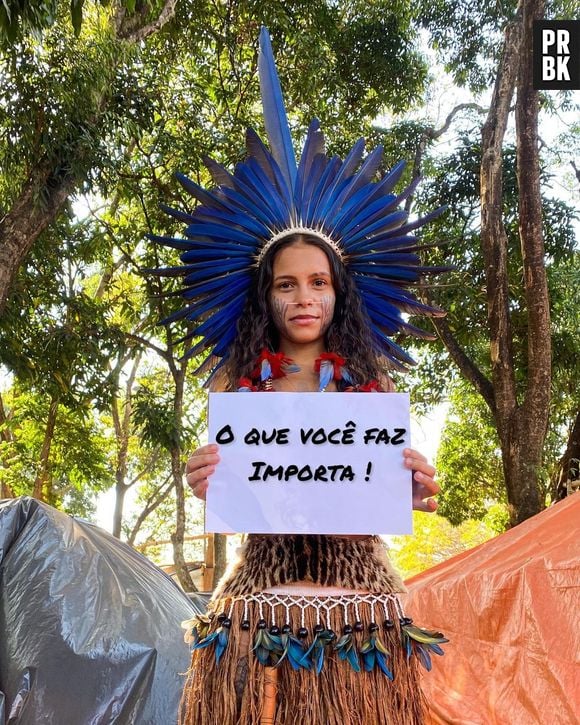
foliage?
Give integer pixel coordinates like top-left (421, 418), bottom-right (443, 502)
top-left (0, 0), bottom-right (146, 44)
top-left (435, 382), bottom-right (507, 525)
top-left (389, 507), bottom-right (502, 579)
top-left (0, 384), bottom-right (114, 512)
top-left (415, 0), bottom-right (579, 92)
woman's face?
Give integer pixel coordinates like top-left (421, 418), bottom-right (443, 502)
top-left (268, 241), bottom-right (336, 347)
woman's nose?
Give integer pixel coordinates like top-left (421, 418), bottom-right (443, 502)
top-left (295, 288), bottom-right (315, 306)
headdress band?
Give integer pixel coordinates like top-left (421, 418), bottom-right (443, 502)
top-left (256, 226), bottom-right (344, 265)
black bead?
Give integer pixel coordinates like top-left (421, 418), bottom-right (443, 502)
top-left (282, 624), bottom-right (292, 634)
top-left (402, 616), bottom-right (413, 625)
top-left (270, 625), bottom-right (280, 635)
top-left (217, 613), bottom-right (227, 623)
top-left (383, 619), bottom-right (395, 630)
top-left (313, 624), bottom-right (324, 634)
top-left (298, 627), bottom-right (308, 639)
top-left (241, 620), bottom-right (250, 631)
top-left (369, 622), bottom-right (379, 632)
top-left (353, 621), bottom-right (364, 632)
top-left (222, 618), bottom-right (232, 628)
top-left (257, 619), bottom-right (267, 630)
top-left (328, 630), bottom-right (336, 641)
top-left (343, 624), bottom-right (353, 635)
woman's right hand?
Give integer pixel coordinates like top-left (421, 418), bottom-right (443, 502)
top-left (185, 443), bottom-right (220, 501)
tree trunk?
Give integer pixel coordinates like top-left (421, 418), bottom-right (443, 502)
top-left (480, 10), bottom-right (522, 525)
top-left (32, 397), bottom-right (59, 501)
top-left (113, 481), bottom-right (128, 539)
top-left (553, 410), bottom-right (580, 499)
top-left (213, 533), bottom-right (228, 587)
top-left (111, 353), bottom-right (141, 538)
top-left (479, 0), bottom-right (550, 527)
top-left (511, 0), bottom-right (550, 524)
top-left (171, 368), bottom-right (195, 592)
top-left (0, 393), bottom-right (15, 498)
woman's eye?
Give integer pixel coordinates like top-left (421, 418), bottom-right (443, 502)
top-left (314, 279), bottom-right (327, 287)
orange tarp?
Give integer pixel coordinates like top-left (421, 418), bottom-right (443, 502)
top-left (404, 494), bottom-right (580, 725)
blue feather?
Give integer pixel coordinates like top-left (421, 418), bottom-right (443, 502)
top-left (311, 138), bottom-right (365, 219)
top-left (202, 155), bottom-right (236, 188)
top-left (258, 27), bottom-right (297, 191)
top-left (219, 186), bottom-right (279, 228)
top-left (295, 119), bottom-right (325, 209)
top-left (326, 157), bottom-right (405, 232)
top-left (327, 146), bottom-right (383, 218)
top-left (261, 359), bottom-right (272, 381)
top-left (176, 172), bottom-right (225, 209)
top-left (158, 203), bottom-right (196, 225)
top-left (318, 360), bottom-right (333, 391)
top-left (298, 153), bottom-right (328, 223)
top-left (237, 160), bottom-right (291, 222)
top-left (180, 248), bottom-right (254, 261)
top-left (350, 264), bottom-right (418, 281)
top-left (160, 288), bottom-right (247, 326)
top-left (194, 205), bottom-right (270, 237)
top-left (184, 222), bottom-right (261, 246)
top-left (181, 272), bottom-right (252, 300)
top-left (243, 141), bottom-right (295, 212)
top-left (345, 233), bottom-right (419, 254)
top-left (342, 210), bottom-right (408, 245)
top-left (305, 156), bottom-right (341, 224)
top-left (375, 651), bottom-right (394, 679)
top-left (338, 195), bottom-right (399, 238)
top-left (181, 258), bottom-right (249, 277)
top-left (245, 127), bottom-right (277, 185)
top-left (146, 234), bottom-right (195, 251)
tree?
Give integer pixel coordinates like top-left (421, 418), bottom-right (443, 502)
top-left (405, 0), bottom-right (579, 527)
top-left (0, 0), bottom-right (178, 314)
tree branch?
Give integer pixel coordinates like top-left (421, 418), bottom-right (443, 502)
top-left (126, 474), bottom-right (174, 547)
top-left (429, 314), bottom-right (496, 415)
top-left (115, 0), bottom-right (178, 43)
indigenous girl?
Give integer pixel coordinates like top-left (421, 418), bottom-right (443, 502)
top-left (150, 28), bottom-right (447, 725)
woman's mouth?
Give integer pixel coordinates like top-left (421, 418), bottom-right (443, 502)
top-left (289, 314), bottom-right (319, 325)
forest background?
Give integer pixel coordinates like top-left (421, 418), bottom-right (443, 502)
top-left (0, 0), bottom-right (578, 591)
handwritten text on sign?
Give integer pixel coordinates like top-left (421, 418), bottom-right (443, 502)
top-left (206, 392), bottom-right (412, 535)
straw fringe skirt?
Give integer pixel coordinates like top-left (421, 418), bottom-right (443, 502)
top-left (179, 596), bottom-right (425, 725)
top-left (179, 535), bottom-right (427, 725)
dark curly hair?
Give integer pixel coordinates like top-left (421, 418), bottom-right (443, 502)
top-left (221, 234), bottom-right (391, 390)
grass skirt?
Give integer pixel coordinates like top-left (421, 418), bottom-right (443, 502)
top-left (179, 593), bottom-right (426, 725)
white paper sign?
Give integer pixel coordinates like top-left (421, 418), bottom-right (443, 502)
top-left (206, 392), bottom-right (412, 535)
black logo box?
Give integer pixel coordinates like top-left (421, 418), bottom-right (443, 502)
top-left (533, 20), bottom-right (580, 90)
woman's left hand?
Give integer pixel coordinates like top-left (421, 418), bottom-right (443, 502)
top-left (403, 448), bottom-right (439, 512)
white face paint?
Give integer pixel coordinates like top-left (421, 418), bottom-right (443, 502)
top-left (269, 243), bottom-right (336, 347)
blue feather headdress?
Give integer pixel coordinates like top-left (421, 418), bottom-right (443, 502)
top-left (148, 27), bottom-right (447, 376)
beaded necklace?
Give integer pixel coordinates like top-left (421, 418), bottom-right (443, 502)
top-left (237, 349), bottom-right (381, 393)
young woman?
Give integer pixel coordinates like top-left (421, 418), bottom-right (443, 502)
top-left (177, 234), bottom-right (442, 725)
top-left (151, 28), bottom-right (447, 725)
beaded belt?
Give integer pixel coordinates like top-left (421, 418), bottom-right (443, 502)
top-left (183, 590), bottom-right (447, 676)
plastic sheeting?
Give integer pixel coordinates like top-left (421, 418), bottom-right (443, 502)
top-left (0, 497), bottom-right (204, 725)
top-left (404, 494), bottom-right (580, 725)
